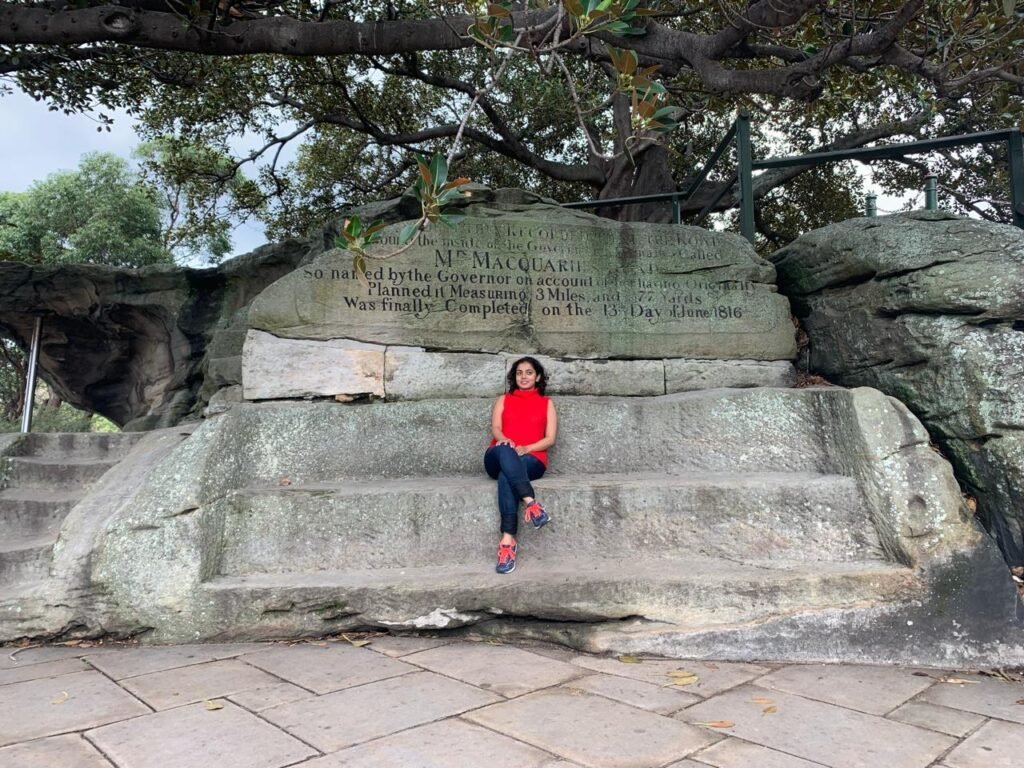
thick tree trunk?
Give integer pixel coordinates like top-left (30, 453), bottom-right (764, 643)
top-left (596, 144), bottom-right (677, 223)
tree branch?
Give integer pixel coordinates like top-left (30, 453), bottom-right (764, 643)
top-left (0, 4), bottom-right (556, 55)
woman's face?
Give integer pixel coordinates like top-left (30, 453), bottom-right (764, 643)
top-left (515, 362), bottom-right (539, 391)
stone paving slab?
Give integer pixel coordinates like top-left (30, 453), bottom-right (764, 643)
top-left (84, 643), bottom-right (268, 680)
top-left (681, 685), bottom-right (955, 768)
top-left (364, 634), bottom-right (452, 657)
top-left (943, 718), bottom-right (1024, 768)
top-left (917, 674), bottom-right (1024, 725)
top-left (0, 670), bottom-right (151, 747)
top-left (692, 737), bottom-right (828, 767)
top-left (571, 657), bottom-right (769, 697)
top-left (565, 673), bottom-right (701, 714)
top-left (241, 643), bottom-right (415, 694)
top-left (119, 658), bottom-right (286, 710)
top-left (261, 669), bottom-right (500, 753)
top-left (3, 639), bottom-right (1024, 768)
top-left (0, 656), bottom-right (86, 685)
top-left (465, 688), bottom-right (717, 768)
top-left (403, 641), bottom-right (583, 697)
top-left (0, 733), bottom-right (114, 767)
top-left (86, 699), bottom-right (316, 768)
top-left (297, 718), bottom-right (556, 767)
top-left (754, 664), bottom-right (934, 715)
top-left (227, 680), bottom-right (314, 712)
top-left (0, 644), bottom-right (118, 669)
top-left (887, 701), bottom-right (987, 737)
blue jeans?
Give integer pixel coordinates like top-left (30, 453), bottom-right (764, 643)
top-left (484, 444), bottom-right (545, 536)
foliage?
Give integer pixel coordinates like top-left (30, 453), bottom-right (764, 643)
top-left (0, 402), bottom-right (118, 433)
top-left (0, 339), bottom-right (25, 423)
top-left (1, 1), bottom-right (1023, 244)
top-left (0, 153), bottom-right (170, 267)
top-left (336, 153), bottom-right (470, 280)
top-left (135, 139), bottom-right (257, 263)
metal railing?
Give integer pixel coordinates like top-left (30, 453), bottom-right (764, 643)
top-left (565, 114), bottom-right (1024, 243)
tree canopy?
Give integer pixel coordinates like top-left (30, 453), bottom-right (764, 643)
top-left (2, 1), bottom-right (1022, 241)
top-left (0, 152), bottom-right (172, 266)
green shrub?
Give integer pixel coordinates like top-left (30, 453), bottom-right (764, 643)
top-left (0, 403), bottom-right (120, 433)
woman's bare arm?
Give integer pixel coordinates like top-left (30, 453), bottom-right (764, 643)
top-left (517, 400), bottom-right (557, 455)
top-left (491, 395), bottom-right (514, 445)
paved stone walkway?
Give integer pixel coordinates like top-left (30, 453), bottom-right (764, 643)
top-left (1, 636), bottom-right (1023, 768)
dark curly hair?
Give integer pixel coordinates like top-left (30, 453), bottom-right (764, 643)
top-left (506, 356), bottom-right (547, 394)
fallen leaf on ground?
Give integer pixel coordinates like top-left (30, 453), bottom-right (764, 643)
top-left (702, 661), bottom-right (719, 670)
top-left (937, 676), bottom-right (979, 685)
top-left (762, 705), bottom-right (778, 714)
top-left (278, 477), bottom-right (292, 486)
top-left (205, 700), bottom-right (224, 711)
top-left (341, 634), bottom-right (371, 648)
top-left (1016, 699), bottom-right (1024, 705)
top-left (51, 691), bottom-right (69, 705)
top-left (665, 670), bottom-right (699, 686)
top-left (694, 720), bottom-right (734, 728)
top-left (750, 697), bottom-right (775, 705)
top-left (617, 655), bottom-right (642, 664)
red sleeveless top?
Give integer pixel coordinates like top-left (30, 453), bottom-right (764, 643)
top-left (490, 388), bottom-right (551, 466)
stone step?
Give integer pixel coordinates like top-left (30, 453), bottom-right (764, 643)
top-left (201, 556), bottom-right (919, 639)
top-left (3, 457), bottom-right (118, 490)
top-left (216, 472), bottom-right (880, 577)
top-left (209, 390), bottom-right (846, 487)
top-left (14, 432), bottom-right (144, 461)
top-left (0, 489), bottom-right (81, 540)
top-left (0, 534), bottom-right (54, 583)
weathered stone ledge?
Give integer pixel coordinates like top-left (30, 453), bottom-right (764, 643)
top-left (241, 329), bottom-right (796, 401)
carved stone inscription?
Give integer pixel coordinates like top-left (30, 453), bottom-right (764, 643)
top-left (249, 215), bottom-right (796, 360)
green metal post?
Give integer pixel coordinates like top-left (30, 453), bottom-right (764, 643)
top-left (1009, 130), bottom-right (1024, 230)
top-left (736, 112), bottom-right (755, 243)
top-left (865, 194), bottom-right (877, 217)
top-left (924, 174), bottom-right (938, 210)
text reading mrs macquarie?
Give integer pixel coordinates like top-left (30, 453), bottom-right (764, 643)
top-left (250, 218), bottom-right (797, 360)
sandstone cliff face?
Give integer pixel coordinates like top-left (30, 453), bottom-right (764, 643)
top-left (0, 241), bottom-right (308, 430)
top-left (772, 211), bottom-right (1024, 574)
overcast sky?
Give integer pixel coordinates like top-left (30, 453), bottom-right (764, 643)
top-left (0, 89), bottom-right (268, 258)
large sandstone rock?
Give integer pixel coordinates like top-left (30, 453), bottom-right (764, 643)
top-left (248, 201), bottom-right (795, 361)
top-left (0, 242), bottom-right (308, 429)
top-left (10, 389), bottom-right (1013, 666)
top-left (771, 211), bottom-right (1024, 576)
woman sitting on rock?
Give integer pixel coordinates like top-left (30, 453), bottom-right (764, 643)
top-left (484, 356), bottom-right (557, 574)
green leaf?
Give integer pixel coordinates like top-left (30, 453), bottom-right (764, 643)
top-left (439, 213), bottom-right (465, 227)
top-left (429, 154), bottom-right (448, 190)
top-left (399, 221), bottom-right (419, 244)
top-left (364, 220), bottom-right (386, 236)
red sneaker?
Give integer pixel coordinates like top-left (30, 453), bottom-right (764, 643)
top-left (496, 542), bottom-right (517, 574)
top-left (524, 500), bottom-right (550, 529)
